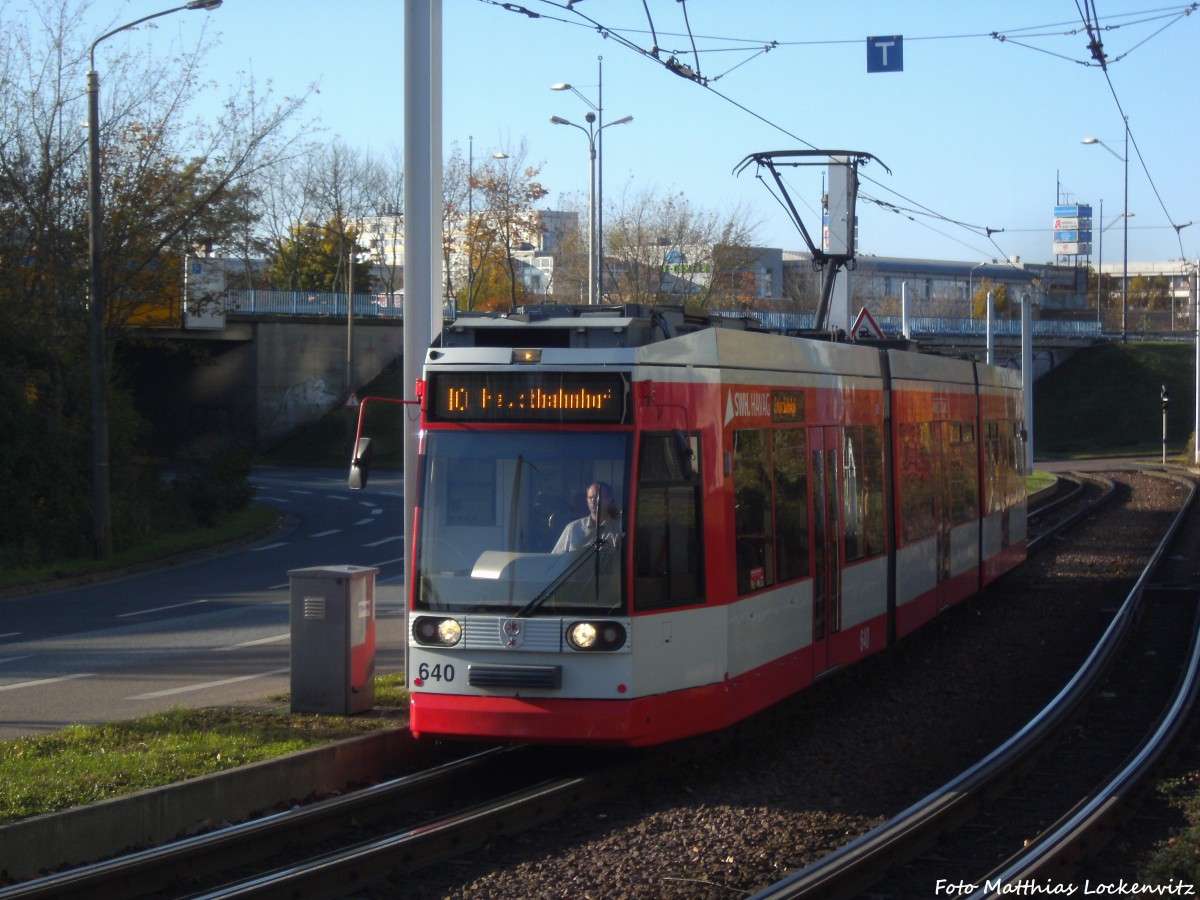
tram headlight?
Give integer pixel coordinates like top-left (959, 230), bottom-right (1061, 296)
top-left (566, 620), bottom-right (627, 652)
top-left (412, 616), bottom-right (463, 647)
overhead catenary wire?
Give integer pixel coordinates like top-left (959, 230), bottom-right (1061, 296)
top-left (1072, 0), bottom-right (1195, 257)
top-left (482, 0), bottom-right (1198, 262)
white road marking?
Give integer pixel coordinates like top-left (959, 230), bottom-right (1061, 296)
top-left (126, 667), bottom-right (290, 700)
top-left (118, 599), bottom-right (210, 618)
top-left (214, 634), bottom-right (290, 651)
top-left (250, 542), bottom-right (289, 552)
top-left (364, 536), bottom-right (403, 547)
top-left (0, 673), bottom-right (93, 692)
top-left (310, 529), bottom-right (341, 538)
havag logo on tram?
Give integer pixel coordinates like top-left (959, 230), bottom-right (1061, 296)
top-left (724, 389), bottom-right (771, 425)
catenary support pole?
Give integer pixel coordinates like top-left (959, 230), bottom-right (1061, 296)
top-left (1022, 293), bottom-right (1034, 472)
top-left (403, 0), bottom-right (442, 614)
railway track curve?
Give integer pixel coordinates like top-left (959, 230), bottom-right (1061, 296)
top-left (751, 469), bottom-right (1200, 898)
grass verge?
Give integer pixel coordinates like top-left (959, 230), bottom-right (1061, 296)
top-left (0, 674), bottom-right (409, 825)
top-left (0, 504), bottom-right (279, 594)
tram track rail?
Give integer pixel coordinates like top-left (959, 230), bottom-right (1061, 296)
top-left (748, 469), bottom-right (1200, 899)
top-left (1026, 472), bottom-right (1115, 549)
top-left (3, 470), bottom-right (1187, 899)
top-left (0, 738), bottom-right (682, 899)
top-left (0, 745), bottom-right (576, 899)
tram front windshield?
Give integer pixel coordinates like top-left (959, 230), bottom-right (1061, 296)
top-left (415, 431), bottom-right (629, 616)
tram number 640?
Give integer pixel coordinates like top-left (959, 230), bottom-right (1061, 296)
top-left (859, 626), bottom-right (871, 653)
top-left (418, 663), bottom-right (456, 683)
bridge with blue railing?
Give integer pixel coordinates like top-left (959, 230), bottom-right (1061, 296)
top-left (151, 289), bottom-right (1187, 450)
top-left (220, 288), bottom-right (1115, 345)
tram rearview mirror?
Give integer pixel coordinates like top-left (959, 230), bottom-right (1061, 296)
top-left (672, 429), bottom-right (696, 480)
top-left (349, 437), bottom-right (374, 490)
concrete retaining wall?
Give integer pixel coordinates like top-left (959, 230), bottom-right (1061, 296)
top-left (0, 727), bottom-right (413, 882)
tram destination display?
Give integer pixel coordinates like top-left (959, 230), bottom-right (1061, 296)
top-left (428, 371), bottom-right (628, 423)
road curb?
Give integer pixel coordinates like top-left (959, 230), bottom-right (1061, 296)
top-left (0, 726), bottom-right (412, 882)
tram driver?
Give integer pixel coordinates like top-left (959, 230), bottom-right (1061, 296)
top-left (552, 481), bottom-right (622, 553)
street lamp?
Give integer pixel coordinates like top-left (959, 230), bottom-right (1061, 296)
top-left (1083, 119), bottom-right (1129, 340)
top-left (462, 139), bottom-right (502, 310)
top-left (551, 56), bottom-right (631, 304)
top-left (1094, 205), bottom-right (1134, 328)
top-left (304, 217), bottom-right (363, 401)
top-left (87, 0), bottom-right (221, 559)
top-left (550, 111), bottom-right (632, 305)
top-left (968, 260), bottom-right (992, 308)
top-left (467, 136), bottom-right (474, 309)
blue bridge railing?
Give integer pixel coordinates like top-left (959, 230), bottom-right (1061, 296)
top-left (222, 290), bottom-right (1106, 339)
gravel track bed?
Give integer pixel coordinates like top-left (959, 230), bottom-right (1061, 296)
top-left (391, 472), bottom-right (1188, 899)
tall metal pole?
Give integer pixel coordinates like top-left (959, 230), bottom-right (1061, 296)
top-left (1097, 198), bottom-right (1103, 327)
top-left (404, 0), bottom-right (441, 611)
top-left (586, 113), bottom-right (597, 305)
top-left (596, 56), bottom-right (604, 303)
top-left (346, 244), bottom-right (354, 397)
top-left (1194, 258), bottom-right (1199, 467)
top-left (86, 0), bottom-right (221, 560)
top-left (1022, 293), bottom-right (1034, 472)
top-left (551, 65), bottom-right (630, 306)
top-left (1084, 131), bottom-right (1132, 337)
top-left (86, 67), bottom-right (110, 560)
top-left (1122, 118), bottom-right (1129, 341)
top-left (467, 135), bottom-right (473, 310)
top-left (986, 291), bottom-right (995, 366)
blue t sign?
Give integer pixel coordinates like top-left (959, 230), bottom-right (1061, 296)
top-left (867, 35), bottom-right (903, 73)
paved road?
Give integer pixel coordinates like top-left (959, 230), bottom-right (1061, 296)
top-left (0, 468), bottom-right (408, 741)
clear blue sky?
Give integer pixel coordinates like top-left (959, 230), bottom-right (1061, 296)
top-left (81, 1), bottom-right (1200, 267)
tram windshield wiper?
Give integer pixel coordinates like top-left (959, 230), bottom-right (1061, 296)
top-left (514, 539), bottom-right (607, 619)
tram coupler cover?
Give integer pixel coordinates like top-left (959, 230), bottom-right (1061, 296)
top-left (287, 565), bottom-right (378, 714)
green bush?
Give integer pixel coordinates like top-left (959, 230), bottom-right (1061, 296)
top-left (170, 444), bottom-right (256, 527)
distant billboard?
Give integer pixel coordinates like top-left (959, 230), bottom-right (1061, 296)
top-left (1052, 205), bottom-right (1093, 257)
top-left (184, 257), bottom-right (226, 330)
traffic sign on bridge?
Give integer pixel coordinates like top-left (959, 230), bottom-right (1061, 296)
top-left (851, 307), bottom-right (886, 341)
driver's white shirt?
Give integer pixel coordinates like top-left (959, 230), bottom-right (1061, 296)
top-left (552, 515), bottom-right (621, 553)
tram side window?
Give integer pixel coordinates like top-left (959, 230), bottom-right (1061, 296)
top-left (734, 429), bottom-right (775, 594)
top-left (1005, 420), bottom-right (1026, 507)
top-left (949, 422), bottom-right (979, 525)
top-left (634, 433), bottom-right (703, 612)
top-left (984, 421), bottom-right (1001, 515)
top-left (843, 424), bottom-right (887, 561)
top-left (772, 428), bottom-right (809, 582)
top-left (985, 420), bottom-right (1019, 515)
top-left (1012, 421), bottom-right (1027, 484)
top-left (898, 421), bottom-right (936, 543)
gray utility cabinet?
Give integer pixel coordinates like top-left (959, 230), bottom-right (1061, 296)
top-left (288, 564), bottom-right (378, 714)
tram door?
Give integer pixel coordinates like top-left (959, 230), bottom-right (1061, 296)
top-left (809, 426), bottom-right (842, 677)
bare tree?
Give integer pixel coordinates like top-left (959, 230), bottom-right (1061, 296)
top-left (442, 142), bottom-right (469, 303)
top-left (0, 0), bottom-right (312, 559)
top-left (468, 141), bottom-right (548, 311)
top-left (604, 186), bottom-right (760, 308)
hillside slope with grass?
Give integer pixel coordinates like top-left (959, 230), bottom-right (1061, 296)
top-left (1034, 341), bottom-right (1196, 458)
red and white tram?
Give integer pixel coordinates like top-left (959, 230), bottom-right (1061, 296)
top-left (403, 305), bottom-right (1025, 747)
